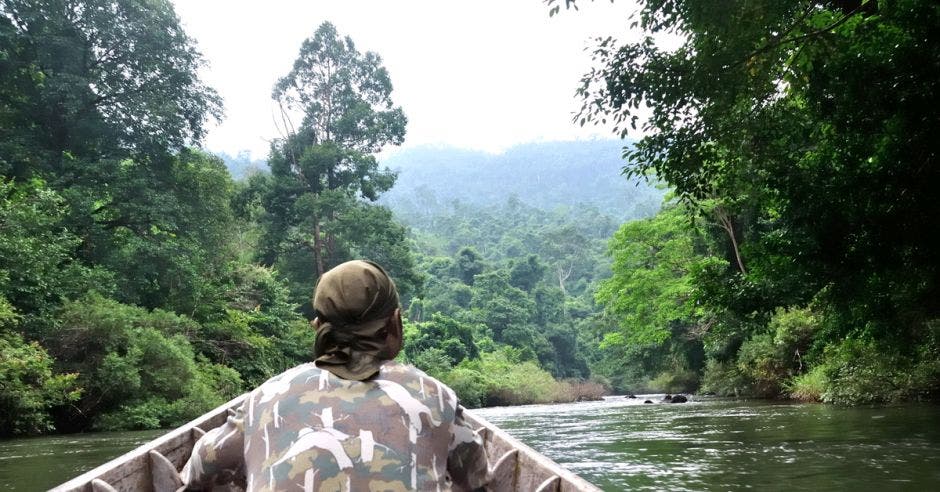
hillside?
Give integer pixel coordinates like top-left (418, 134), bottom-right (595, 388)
top-left (378, 140), bottom-right (663, 222)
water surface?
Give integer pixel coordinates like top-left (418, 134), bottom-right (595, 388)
top-left (2, 397), bottom-right (939, 491)
top-left (475, 396), bottom-right (940, 491)
top-left (0, 429), bottom-right (163, 491)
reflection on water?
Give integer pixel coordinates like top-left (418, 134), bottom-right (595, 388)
top-left (474, 396), bottom-right (940, 491)
top-left (1, 398), bottom-right (938, 491)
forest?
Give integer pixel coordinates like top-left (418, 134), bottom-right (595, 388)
top-left (2, 0), bottom-right (938, 437)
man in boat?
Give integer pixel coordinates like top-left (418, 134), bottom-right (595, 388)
top-left (180, 260), bottom-right (489, 491)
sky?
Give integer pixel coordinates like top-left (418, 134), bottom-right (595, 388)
top-left (170, 0), bottom-right (647, 159)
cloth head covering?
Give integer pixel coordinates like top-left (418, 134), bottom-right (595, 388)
top-left (312, 260), bottom-right (401, 380)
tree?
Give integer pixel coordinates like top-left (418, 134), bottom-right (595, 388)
top-left (568, 0), bottom-right (940, 399)
top-left (0, 179), bottom-right (108, 333)
top-left (576, 0), bottom-right (940, 331)
top-left (260, 21), bottom-right (416, 306)
top-left (597, 202), bottom-right (718, 345)
top-left (0, 0), bottom-right (221, 175)
top-left (1, 0), bottom-right (229, 322)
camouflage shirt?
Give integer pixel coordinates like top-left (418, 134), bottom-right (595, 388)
top-left (181, 361), bottom-right (489, 491)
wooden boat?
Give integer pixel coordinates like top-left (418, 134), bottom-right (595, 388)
top-left (51, 394), bottom-right (601, 492)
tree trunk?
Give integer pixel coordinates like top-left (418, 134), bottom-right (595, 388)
top-left (313, 217), bottom-right (324, 278)
top-left (715, 206), bottom-right (747, 275)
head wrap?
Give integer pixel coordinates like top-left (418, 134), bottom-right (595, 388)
top-left (312, 260), bottom-right (401, 380)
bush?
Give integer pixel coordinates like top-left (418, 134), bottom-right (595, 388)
top-left (442, 367), bottom-right (488, 408)
top-left (53, 294), bottom-right (244, 431)
top-left (787, 365), bottom-right (826, 402)
top-left (817, 333), bottom-right (940, 405)
top-left (736, 333), bottom-right (786, 397)
top-left (422, 347), bottom-right (600, 408)
top-left (0, 332), bottom-right (81, 436)
top-left (411, 347), bottom-right (453, 379)
top-left (94, 359), bottom-right (242, 430)
top-left (735, 307), bottom-right (819, 397)
top-left (565, 379), bottom-right (608, 401)
top-left (700, 359), bottom-right (749, 397)
top-left (647, 369), bottom-right (699, 394)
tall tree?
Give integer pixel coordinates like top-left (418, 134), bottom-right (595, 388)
top-left (260, 21), bottom-right (415, 306)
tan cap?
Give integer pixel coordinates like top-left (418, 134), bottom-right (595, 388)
top-left (312, 260), bottom-right (400, 380)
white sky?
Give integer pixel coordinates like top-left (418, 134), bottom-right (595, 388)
top-left (171, 0), bottom-right (647, 159)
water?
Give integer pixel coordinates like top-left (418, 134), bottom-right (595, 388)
top-left (2, 397), bottom-right (938, 491)
top-left (475, 396), bottom-right (940, 491)
top-left (0, 429), bottom-right (163, 491)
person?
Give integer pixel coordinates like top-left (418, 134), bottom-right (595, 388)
top-left (180, 260), bottom-right (489, 491)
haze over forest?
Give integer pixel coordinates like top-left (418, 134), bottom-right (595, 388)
top-left (220, 140), bottom-right (665, 222)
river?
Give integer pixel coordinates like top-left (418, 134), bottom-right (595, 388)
top-left (2, 396), bottom-right (939, 490)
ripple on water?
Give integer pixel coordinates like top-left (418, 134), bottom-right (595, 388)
top-left (475, 398), bottom-right (940, 491)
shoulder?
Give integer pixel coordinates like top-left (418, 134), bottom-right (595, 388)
top-left (377, 361), bottom-right (459, 409)
top-left (251, 363), bottom-right (322, 400)
top-left (377, 360), bottom-right (443, 388)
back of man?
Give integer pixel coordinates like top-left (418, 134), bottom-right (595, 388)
top-left (245, 360), bottom-right (480, 491)
top-left (181, 260), bottom-right (488, 491)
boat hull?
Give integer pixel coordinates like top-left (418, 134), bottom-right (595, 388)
top-left (51, 394), bottom-right (600, 492)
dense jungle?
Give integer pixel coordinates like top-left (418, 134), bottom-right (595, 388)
top-left (1, 0), bottom-right (938, 438)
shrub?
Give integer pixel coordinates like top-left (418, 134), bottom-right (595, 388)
top-left (819, 338), bottom-right (899, 404)
top-left (736, 333), bottom-right (786, 397)
top-left (54, 294), bottom-right (244, 431)
top-left (700, 359), bottom-right (749, 397)
top-left (647, 369), bottom-right (699, 393)
top-left (411, 347), bottom-right (453, 379)
top-left (735, 307), bottom-right (819, 398)
top-left (815, 333), bottom-right (940, 405)
top-left (787, 365), bottom-right (826, 402)
top-left (442, 367), bottom-right (488, 408)
top-left (565, 379), bottom-right (608, 401)
top-left (0, 332), bottom-right (81, 436)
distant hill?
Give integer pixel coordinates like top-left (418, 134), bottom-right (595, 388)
top-left (379, 140), bottom-right (663, 222)
top-left (216, 140), bottom-right (664, 222)
top-left (216, 151), bottom-right (268, 180)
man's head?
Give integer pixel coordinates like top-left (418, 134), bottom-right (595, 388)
top-left (311, 260), bottom-right (402, 380)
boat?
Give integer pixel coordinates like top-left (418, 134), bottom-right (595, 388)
top-left (51, 393), bottom-right (601, 492)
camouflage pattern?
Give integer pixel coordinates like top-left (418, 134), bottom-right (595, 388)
top-left (181, 360), bottom-right (489, 491)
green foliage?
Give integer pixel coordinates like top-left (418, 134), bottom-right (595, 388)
top-left (571, 0), bottom-right (940, 403)
top-left (597, 204), bottom-right (711, 345)
top-left (1, 0), bottom-right (330, 436)
top-left (0, 330), bottom-right (80, 436)
top-left (700, 360), bottom-right (749, 398)
top-left (0, 0), bottom-right (220, 168)
top-left (0, 179), bottom-right (111, 328)
top-left (90, 150), bottom-right (239, 317)
top-left (818, 331), bottom-right (940, 405)
top-left (258, 22), bottom-right (418, 309)
top-left (787, 365), bottom-right (827, 402)
top-left (647, 369), bottom-right (699, 394)
top-left (3, 0), bottom-right (935, 441)
top-left (447, 348), bottom-right (577, 407)
top-left (404, 314), bottom-right (479, 366)
top-left (196, 264), bottom-right (315, 386)
top-left (52, 294), bottom-right (242, 430)
top-left (732, 306), bottom-right (819, 397)
top-left (456, 248), bottom-right (487, 286)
